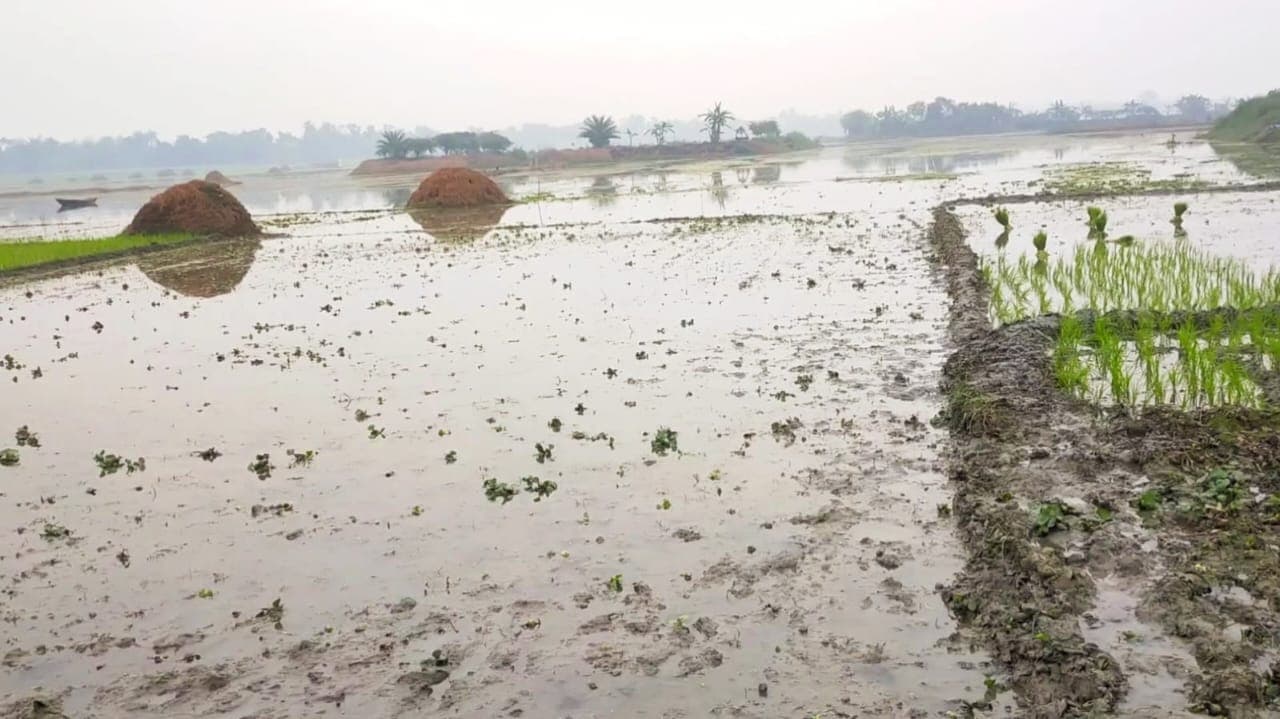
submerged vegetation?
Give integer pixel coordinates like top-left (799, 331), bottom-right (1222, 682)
top-left (0, 234), bottom-right (195, 273)
top-left (1042, 162), bottom-right (1210, 196)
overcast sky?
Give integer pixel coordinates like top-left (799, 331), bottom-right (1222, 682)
top-left (3, 0), bottom-right (1277, 140)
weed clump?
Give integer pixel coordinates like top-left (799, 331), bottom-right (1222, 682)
top-left (483, 478), bottom-right (519, 504)
top-left (650, 427), bottom-right (679, 455)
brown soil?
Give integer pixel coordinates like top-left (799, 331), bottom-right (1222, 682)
top-left (123, 181), bottom-right (260, 237)
top-left (203, 171), bottom-right (240, 187)
top-left (405, 168), bottom-right (510, 209)
top-left (928, 205), bottom-right (1280, 716)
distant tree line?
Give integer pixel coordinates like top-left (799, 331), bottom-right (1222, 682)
top-left (575, 103), bottom-right (807, 149)
top-left (839, 95), bottom-right (1230, 139)
top-left (373, 129), bottom-right (516, 159)
top-left (0, 122), bottom-right (392, 174)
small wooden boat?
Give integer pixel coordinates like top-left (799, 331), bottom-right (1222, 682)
top-left (56, 197), bottom-right (98, 211)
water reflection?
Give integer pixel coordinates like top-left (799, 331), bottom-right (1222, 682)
top-left (841, 148), bottom-right (1015, 175)
top-left (407, 204), bottom-right (509, 242)
top-left (1211, 142), bottom-right (1280, 180)
top-left (587, 176), bottom-right (618, 207)
top-left (709, 172), bottom-right (730, 208)
top-left (137, 238), bottom-right (260, 297)
top-left (752, 164), bottom-right (782, 184)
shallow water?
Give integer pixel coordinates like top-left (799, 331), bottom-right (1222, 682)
top-left (1, 159), bottom-right (1000, 716)
top-left (4, 132), bottom-right (1265, 716)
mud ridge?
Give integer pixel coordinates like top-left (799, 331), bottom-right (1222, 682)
top-left (927, 204), bottom-right (1280, 716)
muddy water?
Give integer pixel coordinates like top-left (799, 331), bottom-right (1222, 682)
top-left (0, 155), bottom-right (1021, 717)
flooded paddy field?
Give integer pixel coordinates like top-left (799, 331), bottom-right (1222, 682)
top-left (3, 129), bottom-right (1280, 717)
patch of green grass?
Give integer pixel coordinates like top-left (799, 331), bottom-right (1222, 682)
top-left (1043, 162), bottom-right (1211, 196)
top-left (942, 382), bottom-right (1005, 435)
top-left (1208, 90), bottom-right (1280, 144)
top-left (0, 234), bottom-right (194, 272)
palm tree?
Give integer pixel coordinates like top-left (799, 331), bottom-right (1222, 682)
top-left (579, 115), bottom-right (620, 148)
top-left (625, 129), bottom-right (637, 147)
top-left (376, 130), bottom-right (410, 159)
top-left (700, 103), bottom-right (734, 144)
top-left (406, 137), bottom-right (436, 158)
top-left (649, 121), bottom-right (674, 146)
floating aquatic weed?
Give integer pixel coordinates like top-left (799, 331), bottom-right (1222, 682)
top-left (534, 443), bottom-right (554, 463)
top-left (248, 454), bottom-right (274, 480)
top-left (445, 450), bottom-right (457, 464)
top-left (195, 447), bottom-right (222, 461)
top-left (14, 426), bottom-right (39, 448)
top-left (288, 449), bottom-right (316, 467)
top-left (368, 425), bottom-right (385, 439)
top-left (548, 417), bottom-right (563, 432)
top-left (354, 409), bottom-right (370, 422)
top-left (0, 449), bottom-right (19, 467)
top-left (483, 478), bottom-right (519, 504)
top-left (650, 427), bottom-right (678, 456)
top-left (41, 523), bottom-right (70, 540)
top-left (657, 498), bottom-right (672, 510)
top-left (521, 476), bottom-right (558, 501)
top-left (93, 451), bottom-right (145, 476)
top-left (607, 574), bottom-right (624, 593)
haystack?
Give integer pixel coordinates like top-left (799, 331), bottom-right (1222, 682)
top-left (124, 180), bottom-right (260, 237)
top-left (204, 170), bottom-right (240, 187)
top-left (406, 167), bottom-right (509, 209)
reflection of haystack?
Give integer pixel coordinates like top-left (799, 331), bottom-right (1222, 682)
top-left (407, 167), bottom-right (510, 208)
top-left (137, 238), bottom-right (260, 297)
top-left (124, 181), bottom-right (260, 237)
top-left (408, 204), bottom-right (508, 243)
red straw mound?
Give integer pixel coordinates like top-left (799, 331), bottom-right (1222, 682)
top-left (406, 167), bottom-right (509, 209)
top-left (204, 170), bottom-right (240, 186)
top-left (124, 180), bottom-right (260, 237)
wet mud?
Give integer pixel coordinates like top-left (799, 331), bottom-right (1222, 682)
top-left (929, 206), bottom-right (1280, 717)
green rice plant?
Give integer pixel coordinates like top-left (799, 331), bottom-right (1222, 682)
top-left (993, 207), bottom-right (1011, 232)
top-left (1032, 230), bottom-right (1048, 253)
top-left (1087, 209), bottom-right (1109, 240)
top-left (0, 233), bottom-right (195, 272)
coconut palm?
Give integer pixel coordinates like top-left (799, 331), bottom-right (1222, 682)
top-left (578, 115), bottom-right (620, 148)
top-left (376, 130), bottom-right (410, 159)
top-left (406, 137), bottom-right (436, 158)
top-left (700, 103), bottom-right (734, 144)
top-left (649, 121), bottom-right (674, 146)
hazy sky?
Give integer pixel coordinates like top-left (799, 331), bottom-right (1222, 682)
top-left (3, 0), bottom-right (1277, 140)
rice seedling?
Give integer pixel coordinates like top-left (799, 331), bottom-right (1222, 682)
top-left (0, 233), bottom-right (194, 272)
top-left (987, 219), bottom-right (1280, 410)
top-left (993, 207), bottom-right (1011, 232)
